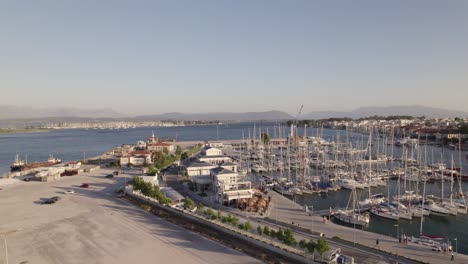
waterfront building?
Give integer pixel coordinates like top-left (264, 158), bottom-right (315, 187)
top-left (147, 142), bottom-right (174, 153)
top-left (198, 146), bottom-right (231, 165)
top-left (136, 140), bottom-right (147, 150)
top-left (210, 166), bottom-right (252, 204)
top-left (120, 150), bottom-right (152, 167)
top-left (186, 161), bottom-right (216, 177)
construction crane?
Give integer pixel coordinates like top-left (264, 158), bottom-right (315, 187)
top-left (292, 105), bottom-right (304, 138)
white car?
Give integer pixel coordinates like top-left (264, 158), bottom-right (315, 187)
top-left (64, 190), bottom-right (75, 194)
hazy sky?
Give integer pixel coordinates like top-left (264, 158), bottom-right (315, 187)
top-left (1, 1), bottom-right (467, 115)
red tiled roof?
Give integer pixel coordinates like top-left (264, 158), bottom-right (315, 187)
top-left (148, 143), bottom-right (172, 147)
top-left (130, 150), bottom-right (151, 155)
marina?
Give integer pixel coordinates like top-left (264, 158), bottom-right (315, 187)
top-left (1, 122), bottom-right (468, 258)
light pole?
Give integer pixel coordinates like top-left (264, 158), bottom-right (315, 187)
top-left (394, 224), bottom-right (399, 256)
top-left (454, 238), bottom-right (458, 254)
top-left (394, 224), bottom-right (399, 241)
top-left (4, 236), bottom-right (8, 264)
top-left (272, 198), bottom-right (278, 223)
top-left (311, 205), bottom-right (314, 232)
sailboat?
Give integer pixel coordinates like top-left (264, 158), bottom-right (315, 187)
top-left (335, 180), bottom-right (370, 226)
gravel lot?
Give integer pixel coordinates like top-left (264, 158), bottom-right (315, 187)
top-left (0, 168), bottom-right (262, 264)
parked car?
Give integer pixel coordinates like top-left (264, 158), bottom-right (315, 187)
top-left (105, 174), bottom-right (114, 178)
top-left (42, 199), bottom-right (56, 204)
top-left (50, 196), bottom-right (61, 202)
top-left (80, 183), bottom-right (89, 188)
top-left (64, 190), bottom-right (75, 194)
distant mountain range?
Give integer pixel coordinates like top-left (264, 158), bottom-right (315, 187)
top-left (134, 111), bottom-right (294, 121)
top-left (1, 105), bottom-right (466, 125)
top-left (0, 105), bottom-right (122, 119)
top-left (303, 106), bottom-right (468, 119)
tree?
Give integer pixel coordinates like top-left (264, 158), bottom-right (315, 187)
top-left (231, 216), bottom-right (239, 225)
top-left (299, 239), bottom-right (308, 249)
top-left (306, 240), bottom-right (317, 254)
top-left (181, 152), bottom-right (189, 161)
top-left (263, 226), bottom-right (270, 236)
top-left (163, 148), bottom-right (169, 155)
top-left (244, 220), bottom-right (253, 232)
top-left (184, 197), bottom-right (195, 210)
top-left (152, 151), bottom-right (166, 168)
top-left (276, 228), bottom-right (284, 242)
top-left (260, 132), bottom-right (270, 145)
top-left (283, 228), bottom-right (296, 246)
top-left (197, 202), bottom-right (204, 211)
top-left (269, 230), bottom-right (276, 239)
top-left (238, 223), bottom-right (245, 230)
top-left (316, 238), bottom-right (330, 260)
top-left (175, 145), bottom-right (183, 156)
top-left (257, 226), bottom-right (263, 235)
top-left (217, 211), bottom-right (222, 220)
top-left (147, 165), bottom-right (158, 176)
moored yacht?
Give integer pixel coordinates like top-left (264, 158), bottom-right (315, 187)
top-left (334, 209), bottom-right (370, 226)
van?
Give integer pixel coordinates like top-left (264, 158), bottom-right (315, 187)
top-left (314, 247), bottom-right (341, 263)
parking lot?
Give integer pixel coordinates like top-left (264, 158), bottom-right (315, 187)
top-left (0, 168), bottom-right (261, 264)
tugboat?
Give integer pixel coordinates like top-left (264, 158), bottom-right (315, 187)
top-left (10, 154), bottom-right (25, 172)
top-left (47, 155), bottom-right (62, 164)
top-left (10, 154), bottom-right (62, 172)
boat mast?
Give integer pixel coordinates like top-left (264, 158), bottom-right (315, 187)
top-left (420, 179), bottom-right (426, 235)
top-left (367, 126), bottom-right (373, 200)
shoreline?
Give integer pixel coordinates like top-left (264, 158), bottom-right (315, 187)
top-left (0, 128), bottom-right (51, 134)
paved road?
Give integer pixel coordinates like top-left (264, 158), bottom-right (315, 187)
top-left (268, 190), bottom-right (468, 264)
top-left (0, 168), bottom-right (262, 264)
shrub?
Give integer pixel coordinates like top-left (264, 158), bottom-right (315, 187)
top-left (257, 226), bottom-right (263, 235)
top-left (244, 220), bottom-right (253, 232)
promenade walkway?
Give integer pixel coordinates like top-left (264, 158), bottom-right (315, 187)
top-left (268, 191), bottom-right (468, 264)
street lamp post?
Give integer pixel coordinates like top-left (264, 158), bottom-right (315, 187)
top-left (394, 223), bottom-right (399, 240)
top-left (272, 198), bottom-right (278, 223)
top-left (394, 224), bottom-right (399, 256)
top-left (454, 238), bottom-right (458, 254)
top-left (311, 205), bottom-right (314, 232)
top-left (4, 236), bottom-right (8, 264)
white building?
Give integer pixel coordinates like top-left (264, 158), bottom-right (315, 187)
top-left (136, 140), bottom-right (147, 150)
top-left (140, 175), bottom-right (159, 186)
top-left (198, 146), bottom-right (231, 165)
top-left (120, 151), bottom-right (152, 167)
top-left (210, 167), bottom-right (252, 203)
top-left (186, 161), bottom-right (216, 177)
top-left (201, 146), bottom-right (223, 156)
top-left (147, 142), bottom-right (174, 153)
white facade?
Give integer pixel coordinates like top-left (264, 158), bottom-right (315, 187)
top-left (199, 155), bottom-right (231, 165)
top-left (140, 175), bottom-right (159, 186)
top-left (186, 162), bottom-right (216, 176)
top-left (201, 146), bottom-right (222, 156)
top-left (147, 143), bottom-right (174, 152)
top-left (120, 151), bottom-right (152, 167)
top-left (210, 167), bottom-right (252, 203)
